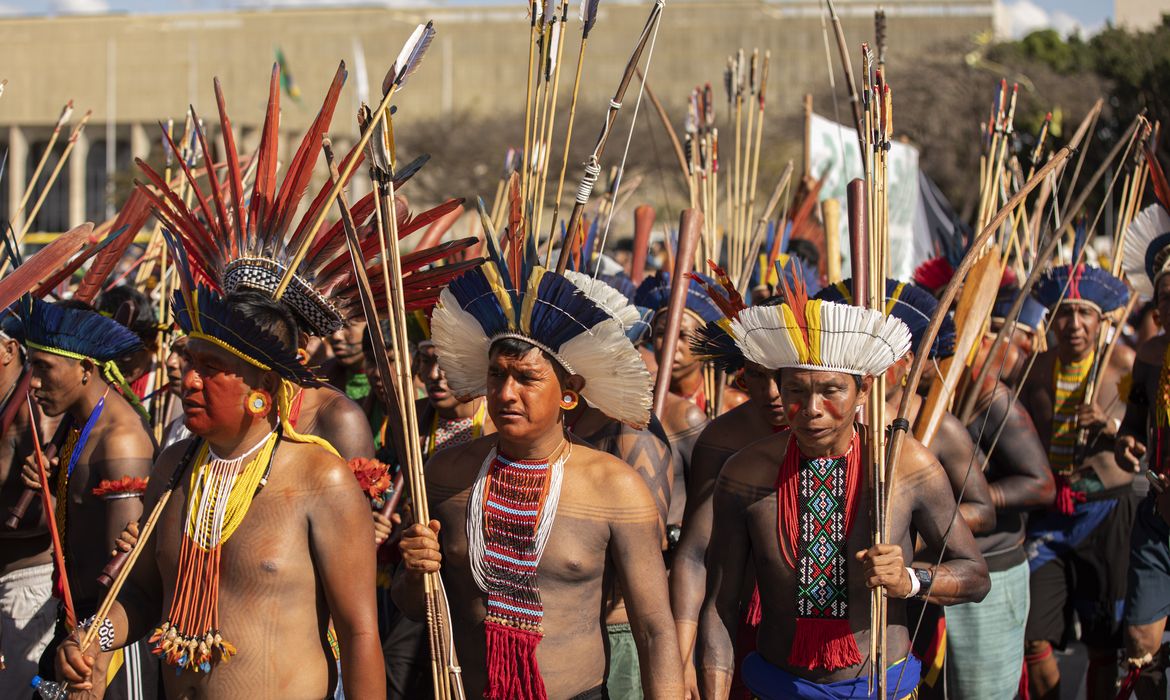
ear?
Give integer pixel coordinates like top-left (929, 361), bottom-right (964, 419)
top-left (79, 357), bottom-right (97, 375)
top-left (856, 374), bottom-right (874, 406)
top-left (260, 370), bottom-right (282, 397)
top-left (565, 373), bottom-right (586, 394)
top-left (0, 339), bottom-right (16, 367)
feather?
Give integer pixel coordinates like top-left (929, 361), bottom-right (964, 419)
top-left (399, 199), bottom-right (465, 241)
top-left (270, 61), bottom-right (347, 240)
top-left (1146, 145), bottom-right (1170, 213)
top-left (384, 21), bottom-right (435, 94)
top-left (0, 224), bottom-right (94, 312)
top-left (1123, 204), bottom-right (1170, 296)
top-left (415, 201), bottom-right (465, 251)
top-left (580, 0), bottom-right (600, 37)
top-left (161, 119), bottom-right (222, 243)
top-left (54, 101), bottom-right (74, 131)
top-left (249, 63), bottom-right (282, 246)
top-left (214, 77), bottom-right (247, 249)
top-left (562, 269), bottom-right (641, 331)
top-left (74, 190), bottom-right (152, 303)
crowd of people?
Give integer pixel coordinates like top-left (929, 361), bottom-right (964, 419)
top-left (0, 17), bottom-right (1169, 700)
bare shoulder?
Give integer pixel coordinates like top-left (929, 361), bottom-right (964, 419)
top-left (1109, 342), bottom-right (1136, 372)
top-left (1135, 334), bottom-right (1168, 366)
top-left (663, 393), bottom-right (708, 434)
top-left (280, 439), bottom-right (350, 490)
top-left (1023, 349), bottom-right (1056, 387)
top-left (892, 433), bottom-right (948, 495)
top-left (316, 386), bottom-right (365, 420)
top-left (719, 430), bottom-right (786, 490)
top-left (425, 435), bottom-right (494, 491)
top-left (94, 418), bottom-right (155, 463)
top-left (561, 439), bottom-right (658, 523)
top-left (696, 400), bottom-right (760, 452)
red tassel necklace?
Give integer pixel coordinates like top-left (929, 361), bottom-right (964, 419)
top-left (776, 429), bottom-right (864, 672)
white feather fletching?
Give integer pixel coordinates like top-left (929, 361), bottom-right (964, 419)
top-left (387, 22), bottom-right (435, 94)
top-left (729, 300), bottom-right (911, 376)
top-left (561, 270), bottom-right (642, 331)
top-left (1123, 204), bottom-right (1170, 297)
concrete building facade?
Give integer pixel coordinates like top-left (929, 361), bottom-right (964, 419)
top-left (0, 0), bottom-right (991, 232)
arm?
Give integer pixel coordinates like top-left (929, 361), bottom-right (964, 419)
top-left (1116, 360), bottom-right (1153, 471)
top-left (976, 389), bottom-right (1055, 510)
top-left (308, 452), bottom-right (385, 698)
top-left (56, 441), bottom-right (188, 691)
top-left (697, 461), bottom-right (759, 700)
top-left (94, 428), bottom-right (154, 558)
top-left (670, 436), bottom-right (733, 666)
top-left (316, 393), bottom-right (376, 460)
top-left (932, 412), bottom-right (995, 534)
top-left (673, 404), bottom-right (710, 471)
top-left (608, 467), bottom-right (684, 699)
top-left (903, 444), bottom-right (990, 605)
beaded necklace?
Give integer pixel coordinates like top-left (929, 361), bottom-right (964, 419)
top-left (1049, 350), bottom-right (1095, 476)
top-left (776, 430), bottom-right (863, 672)
top-left (424, 401), bottom-right (486, 460)
top-left (466, 440), bottom-right (571, 700)
top-left (151, 428), bottom-right (279, 673)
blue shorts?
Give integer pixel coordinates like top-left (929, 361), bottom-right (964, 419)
top-left (1124, 493), bottom-right (1170, 627)
top-left (741, 652), bottom-right (920, 699)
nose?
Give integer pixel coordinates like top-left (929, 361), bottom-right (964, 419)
top-left (426, 359), bottom-right (441, 382)
top-left (806, 394), bottom-right (824, 417)
top-left (181, 366), bottom-right (202, 392)
top-left (764, 378), bottom-right (780, 401)
top-left (496, 375), bottom-right (519, 404)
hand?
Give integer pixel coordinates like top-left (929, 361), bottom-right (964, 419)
top-left (856, 544), bottom-right (911, 599)
top-left (372, 511), bottom-right (400, 546)
top-left (1116, 435), bottom-right (1147, 472)
top-left (399, 520), bottom-right (442, 574)
top-left (682, 659), bottom-right (700, 700)
top-left (1076, 403), bottom-right (1111, 434)
top-left (21, 453), bottom-right (56, 490)
top-left (55, 632), bottom-right (97, 692)
top-left (111, 520), bottom-right (140, 556)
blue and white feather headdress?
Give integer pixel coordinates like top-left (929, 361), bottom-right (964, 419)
top-left (1123, 204), bottom-right (1170, 298)
top-left (430, 239), bottom-right (652, 428)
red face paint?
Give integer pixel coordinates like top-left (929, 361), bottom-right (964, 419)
top-left (785, 401), bottom-right (803, 422)
top-left (823, 401), bottom-right (844, 421)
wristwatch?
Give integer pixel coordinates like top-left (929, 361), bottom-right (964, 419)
top-left (911, 567), bottom-right (933, 599)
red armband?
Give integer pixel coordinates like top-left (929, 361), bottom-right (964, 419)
top-left (92, 476), bottom-right (149, 500)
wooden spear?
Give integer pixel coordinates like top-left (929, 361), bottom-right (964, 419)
top-left (18, 111), bottom-right (93, 241)
top-left (652, 208), bottom-right (702, 418)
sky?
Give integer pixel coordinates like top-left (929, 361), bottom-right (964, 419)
top-left (2, 0), bottom-right (1116, 40)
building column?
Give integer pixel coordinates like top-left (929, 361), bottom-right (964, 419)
top-left (131, 122), bottom-right (150, 163)
top-left (69, 127), bottom-right (88, 227)
top-left (8, 125), bottom-right (26, 235)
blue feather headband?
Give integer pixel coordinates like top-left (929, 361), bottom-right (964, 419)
top-left (992, 285), bottom-right (1048, 332)
top-left (815, 278), bottom-right (956, 360)
top-left (1033, 264), bottom-right (1128, 314)
top-left (633, 271), bottom-right (726, 325)
top-left (19, 297), bottom-right (142, 363)
top-left (171, 284), bottom-right (319, 386)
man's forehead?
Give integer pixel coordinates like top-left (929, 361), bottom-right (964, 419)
top-left (780, 368), bottom-right (855, 385)
top-left (488, 347), bottom-right (551, 370)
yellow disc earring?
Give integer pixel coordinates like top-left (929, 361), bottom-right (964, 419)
top-left (245, 389), bottom-right (272, 417)
top-left (559, 390), bottom-right (579, 411)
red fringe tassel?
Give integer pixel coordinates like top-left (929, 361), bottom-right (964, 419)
top-left (484, 620), bottom-right (547, 700)
top-left (787, 617), bottom-right (863, 672)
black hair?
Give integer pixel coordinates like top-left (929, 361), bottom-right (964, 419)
top-left (488, 336), bottom-right (569, 380)
top-left (787, 239), bottom-right (821, 269)
top-left (361, 319), bottom-right (393, 357)
top-left (777, 366), bottom-right (864, 390)
top-left (224, 290), bottom-right (300, 353)
top-left (96, 285), bottom-right (159, 340)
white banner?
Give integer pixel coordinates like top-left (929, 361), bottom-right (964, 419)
top-left (808, 112), bottom-right (929, 281)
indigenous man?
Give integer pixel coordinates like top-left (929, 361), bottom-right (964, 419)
top-left (395, 260), bottom-right (684, 699)
top-left (942, 283), bottom-right (1055, 698)
top-left (698, 294), bottom-right (990, 698)
top-left (0, 323), bottom-right (55, 697)
top-left (1116, 202), bottom-right (1170, 699)
top-left (1020, 261), bottom-right (1135, 700)
top-left (55, 289), bottom-right (385, 699)
top-left (633, 271), bottom-right (721, 541)
top-left (133, 64), bottom-right (386, 463)
top-left (15, 299), bottom-right (157, 699)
